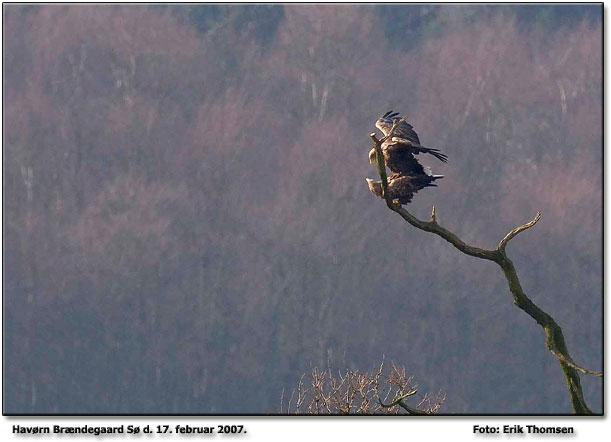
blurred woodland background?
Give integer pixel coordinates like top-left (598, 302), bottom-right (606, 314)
top-left (3, 4), bottom-right (602, 413)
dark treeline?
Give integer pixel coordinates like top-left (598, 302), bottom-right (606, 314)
top-left (3, 5), bottom-right (602, 413)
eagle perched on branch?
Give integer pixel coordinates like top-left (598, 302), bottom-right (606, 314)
top-left (366, 173), bottom-right (442, 205)
top-left (367, 111), bottom-right (446, 203)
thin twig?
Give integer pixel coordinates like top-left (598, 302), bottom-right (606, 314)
top-left (550, 349), bottom-right (603, 377)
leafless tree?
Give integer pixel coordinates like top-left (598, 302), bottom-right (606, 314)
top-left (282, 360), bottom-right (444, 414)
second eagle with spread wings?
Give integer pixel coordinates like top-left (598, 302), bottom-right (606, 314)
top-left (367, 110), bottom-right (447, 204)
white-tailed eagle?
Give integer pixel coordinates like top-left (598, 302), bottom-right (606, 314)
top-left (367, 111), bottom-right (446, 204)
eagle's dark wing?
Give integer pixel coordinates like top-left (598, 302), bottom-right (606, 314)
top-left (388, 137), bottom-right (448, 163)
top-left (393, 120), bottom-right (421, 145)
top-left (384, 118), bottom-right (448, 163)
top-left (383, 141), bottom-right (427, 175)
top-left (367, 173), bottom-right (443, 205)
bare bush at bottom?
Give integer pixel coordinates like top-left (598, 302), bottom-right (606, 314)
top-left (281, 361), bottom-right (445, 414)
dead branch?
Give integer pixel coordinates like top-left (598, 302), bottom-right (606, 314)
top-left (369, 133), bottom-right (602, 414)
top-left (498, 211), bottom-right (541, 252)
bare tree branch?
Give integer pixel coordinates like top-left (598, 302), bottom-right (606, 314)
top-left (498, 211), bottom-right (541, 252)
top-left (378, 390), bottom-right (415, 405)
top-left (396, 400), bottom-right (429, 415)
top-left (368, 134), bottom-right (602, 414)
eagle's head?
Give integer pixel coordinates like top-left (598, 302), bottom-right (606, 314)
top-left (368, 148), bottom-right (377, 165)
top-left (375, 110), bottom-right (401, 136)
top-left (365, 178), bottom-right (383, 198)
